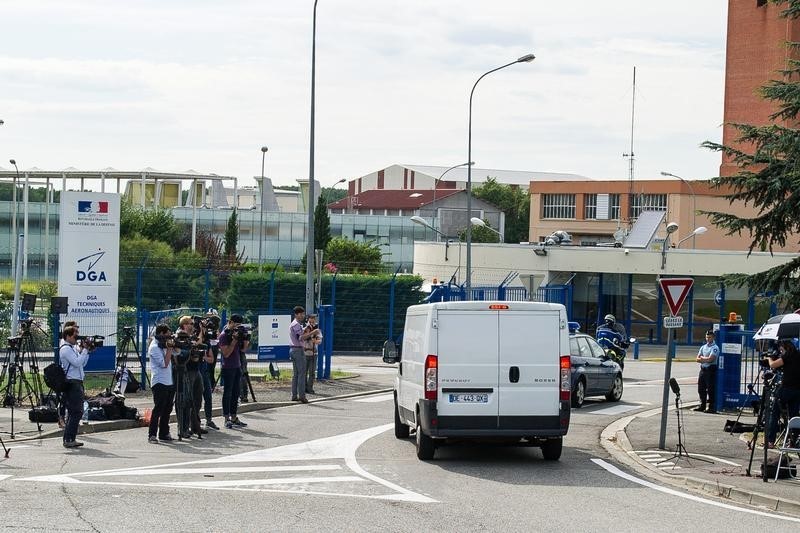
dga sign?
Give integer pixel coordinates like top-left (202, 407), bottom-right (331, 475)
top-left (258, 315), bottom-right (291, 361)
top-left (58, 192), bottom-right (121, 371)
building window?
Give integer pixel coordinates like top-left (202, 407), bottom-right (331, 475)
top-left (542, 193), bottom-right (576, 219)
top-left (584, 194), bottom-right (597, 219)
top-left (629, 193), bottom-right (667, 219)
top-left (610, 194), bottom-right (620, 220)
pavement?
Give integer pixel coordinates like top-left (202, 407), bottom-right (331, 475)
top-left (1, 356), bottom-right (392, 443)
top-left (601, 344), bottom-right (800, 517)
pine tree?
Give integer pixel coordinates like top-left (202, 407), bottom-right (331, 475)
top-left (701, 0), bottom-right (800, 304)
top-left (314, 196), bottom-right (332, 252)
top-left (224, 208), bottom-right (240, 259)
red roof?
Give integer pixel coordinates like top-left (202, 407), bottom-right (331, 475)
top-left (328, 189), bottom-right (461, 210)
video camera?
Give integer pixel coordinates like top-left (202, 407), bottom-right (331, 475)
top-left (192, 314), bottom-right (221, 341)
top-left (6, 336), bottom-right (21, 350)
top-left (225, 324), bottom-right (252, 345)
top-left (77, 334), bottom-right (105, 348)
top-left (19, 317), bottom-right (34, 331)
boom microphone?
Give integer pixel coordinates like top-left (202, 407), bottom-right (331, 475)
top-left (669, 377), bottom-right (681, 396)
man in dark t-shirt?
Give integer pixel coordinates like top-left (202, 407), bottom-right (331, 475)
top-left (766, 338), bottom-right (800, 446)
top-left (218, 314), bottom-right (249, 429)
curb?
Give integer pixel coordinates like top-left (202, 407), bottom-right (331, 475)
top-left (9, 387), bottom-right (393, 442)
top-left (599, 404), bottom-right (800, 517)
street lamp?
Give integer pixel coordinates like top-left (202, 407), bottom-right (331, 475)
top-left (660, 171), bottom-right (699, 249)
top-left (411, 215), bottom-right (453, 262)
top-left (676, 226), bottom-right (707, 248)
top-left (432, 161), bottom-right (474, 239)
top-left (466, 53), bottom-right (535, 300)
top-left (9, 159), bottom-right (19, 267)
top-left (306, 0), bottom-right (320, 313)
top-left (470, 217), bottom-right (503, 243)
top-left (258, 146), bottom-right (269, 273)
top-left (660, 221), bottom-right (679, 270)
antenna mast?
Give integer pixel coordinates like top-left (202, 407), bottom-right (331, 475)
top-left (622, 66), bottom-right (636, 229)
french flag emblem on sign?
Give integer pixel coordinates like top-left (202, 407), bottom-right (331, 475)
top-left (78, 201), bottom-right (108, 213)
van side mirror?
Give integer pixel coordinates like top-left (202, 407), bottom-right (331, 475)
top-left (382, 339), bottom-right (400, 364)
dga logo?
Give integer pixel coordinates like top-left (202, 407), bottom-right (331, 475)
top-left (78, 201), bottom-right (108, 214)
top-left (77, 250), bottom-right (107, 282)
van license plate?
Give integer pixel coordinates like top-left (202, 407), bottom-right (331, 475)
top-left (449, 393), bottom-right (488, 403)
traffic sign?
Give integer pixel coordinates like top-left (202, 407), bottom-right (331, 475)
top-left (714, 289), bottom-right (723, 307)
top-left (663, 316), bottom-right (684, 328)
top-left (659, 277), bottom-right (694, 317)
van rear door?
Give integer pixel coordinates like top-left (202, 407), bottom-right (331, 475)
top-left (435, 310), bottom-right (499, 426)
top-left (498, 310), bottom-right (561, 424)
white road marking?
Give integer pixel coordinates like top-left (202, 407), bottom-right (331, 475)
top-left (17, 424), bottom-right (436, 503)
top-left (84, 465), bottom-right (342, 477)
top-left (592, 458), bottom-right (800, 524)
top-left (633, 451), bottom-right (741, 467)
top-left (162, 476), bottom-right (365, 488)
top-left (0, 475), bottom-right (12, 481)
top-left (352, 393), bottom-right (393, 403)
top-left (584, 404), bottom-right (644, 416)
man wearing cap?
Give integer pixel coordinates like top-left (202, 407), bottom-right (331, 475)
top-left (694, 330), bottom-right (719, 413)
top-left (218, 314), bottom-right (249, 428)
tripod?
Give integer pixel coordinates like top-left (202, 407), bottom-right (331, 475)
top-left (0, 433), bottom-right (9, 457)
top-left (239, 351), bottom-right (257, 403)
top-left (658, 382), bottom-right (712, 467)
top-left (0, 333), bottom-right (43, 438)
top-left (729, 366), bottom-right (766, 435)
top-left (108, 326), bottom-right (147, 394)
top-left (746, 370), bottom-right (785, 480)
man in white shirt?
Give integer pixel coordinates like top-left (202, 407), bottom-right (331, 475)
top-left (148, 324), bottom-right (176, 443)
top-left (59, 325), bottom-right (92, 448)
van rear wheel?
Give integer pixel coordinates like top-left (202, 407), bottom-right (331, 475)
top-left (415, 416), bottom-right (435, 460)
top-left (541, 437), bottom-right (562, 461)
top-left (394, 396), bottom-right (409, 439)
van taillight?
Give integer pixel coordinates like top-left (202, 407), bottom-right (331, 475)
top-left (424, 354), bottom-right (438, 401)
top-left (559, 355), bottom-right (571, 401)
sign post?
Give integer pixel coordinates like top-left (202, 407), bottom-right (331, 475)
top-left (657, 277), bottom-right (694, 449)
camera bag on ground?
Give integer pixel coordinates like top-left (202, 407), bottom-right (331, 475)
top-left (28, 406), bottom-right (59, 423)
top-left (761, 454), bottom-right (796, 479)
top-left (87, 393), bottom-right (125, 420)
top-left (122, 406), bottom-right (139, 420)
top-left (87, 407), bottom-right (107, 421)
top-left (723, 419), bottom-right (755, 433)
top-left (43, 362), bottom-right (68, 393)
top-left (124, 368), bottom-right (139, 394)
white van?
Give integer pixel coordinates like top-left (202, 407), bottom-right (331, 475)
top-left (384, 301), bottom-right (571, 460)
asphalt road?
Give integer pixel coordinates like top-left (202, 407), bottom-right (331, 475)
top-left (0, 359), bottom-right (797, 532)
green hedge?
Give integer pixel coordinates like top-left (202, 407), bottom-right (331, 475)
top-left (227, 272), bottom-right (425, 352)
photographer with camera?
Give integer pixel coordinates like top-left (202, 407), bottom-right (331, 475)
top-left (304, 314), bottom-right (322, 395)
top-left (199, 310), bottom-right (221, 430)
top-left (289, 306), bottom-right (318, 404)
top-left (148, 324), bottom-right (177, 443)
top-left (59, 325), bottom-right (94, 448)
top-left (56, 321), bottom-right (79, 428)
top-left (175, 316), bottom-right (208, 439)
top-left (218, 314), bottom-right (250, 429)
top-left (765, 338), bottom-right (800, 448)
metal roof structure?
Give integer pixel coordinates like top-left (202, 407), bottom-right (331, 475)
top-left (401, 164), bottom-right (593, 186)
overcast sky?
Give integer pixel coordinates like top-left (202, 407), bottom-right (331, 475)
top-left (0, 0), bottom-right (728, 188)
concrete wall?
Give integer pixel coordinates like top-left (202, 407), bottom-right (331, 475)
top-left (412, 241), bottom-right (799, 287)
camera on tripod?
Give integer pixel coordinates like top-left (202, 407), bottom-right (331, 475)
top-left (77, 334), bottom-right (105, 349)
top-left (192, 314), bottom-right (221, 341)
top-left (6, 336), bottom-right (21, 350)
top-left (18, 318), bottom-right (34, 331)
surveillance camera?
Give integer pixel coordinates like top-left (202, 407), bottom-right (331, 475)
top-left (666, 222), bottom-right (679, 234)
top-left (624, 249), bottom-right (630, 255)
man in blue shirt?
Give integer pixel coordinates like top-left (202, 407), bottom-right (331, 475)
top-left (694, 331), bottom-right (720, 413)
top-left (218, 314), bottom-right (250, 429)
top-left (289, 306), bottom-right (315, 404)
top-left (59, 326), bottom-right (92, 448)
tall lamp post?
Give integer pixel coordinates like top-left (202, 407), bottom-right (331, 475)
top-left (676, 226), bottom-right (707, 248)
top-left (9, 159), bottom-right (20, 268)
top-left (470, 217), bottom-right (503, 243)
top-left (660, 171), bottom-right (699, 249)
top-left (258, 146), bottom-right (269, 273)
top-left (432, 161), bottom-right (473, 239)
top-left (306, 0), bottom-right (320, 313)
top-left (465, 53), bottom-right (535, 300)
top-left (660, 222), bottom-right (679, 270)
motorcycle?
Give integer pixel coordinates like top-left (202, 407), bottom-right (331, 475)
top-left (595, 328), bottom-right (632, 371)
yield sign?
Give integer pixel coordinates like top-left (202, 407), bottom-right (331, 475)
top-left (659, 277), bottom-right (694, 317)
